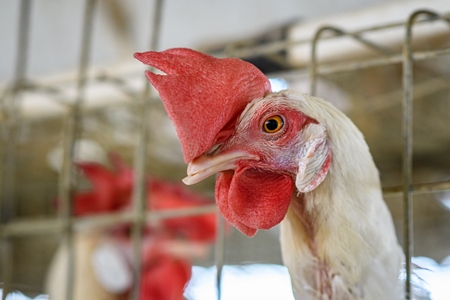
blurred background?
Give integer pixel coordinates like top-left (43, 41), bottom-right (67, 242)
top-left (0, 0), bottom-right (450, 299)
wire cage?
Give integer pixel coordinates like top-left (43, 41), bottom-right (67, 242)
top-left (1, 1), bottom-right (450, 300)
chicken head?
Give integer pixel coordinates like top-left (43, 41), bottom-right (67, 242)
top-left (135, 50), bottom-right (331, 237)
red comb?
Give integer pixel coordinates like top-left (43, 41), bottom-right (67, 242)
top-left (134, 48), bottom-right (271, 163)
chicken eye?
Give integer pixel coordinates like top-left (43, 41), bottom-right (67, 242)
top-left (263, 115), bottom-right (284, 133)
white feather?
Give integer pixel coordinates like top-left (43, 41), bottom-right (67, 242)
top-left (265, 90), bottom-right (405, 299)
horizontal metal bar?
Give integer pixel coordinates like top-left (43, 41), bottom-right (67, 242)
top-left (227, 13), bottom-right (450, 59)
top-left (228, 39), bottom-right (309, 59)
top-left (1, 179), bottom-right (449, 238)
top-left (383, 180), bottom-right (450, 196)
top-left (0, 218), bottom-right (65, 236)
top-left (147, 203), bottom-right (217, 221)
top-left (0, 204), bottom-right (218, 237)
top-left (317, 46), bottom-right (450, 75)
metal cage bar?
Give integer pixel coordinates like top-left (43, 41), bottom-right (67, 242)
top-left (225, 13), bottom-right (450, 60)
top-left (214, 213), bottom-right (226, 300)
top-left (308, 9), bottom-right (450, 299)
top-left (130, 0), bottom-right (164, 299)
top-left (316, 47), bottom-right (450, 75)
top-left (57, 1), bottom-right (98, 299)
top-left (402, 9), bottom-right (450, 299)
top-left (1, 1), bottom-right (32, 299)
top-left (309, 24), bottom-right (397, 95)
top-left (0, 204), bottom-right (217, 238)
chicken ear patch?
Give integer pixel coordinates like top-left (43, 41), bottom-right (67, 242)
top-left (216, 168), bottom-right (294, 237)
top-left (295, 124), bottom-right (331, 193)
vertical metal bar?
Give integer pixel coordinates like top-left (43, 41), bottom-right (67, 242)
top-left (148, 0), bottom-right (164, 60)
top-left (0, 1), bottom-right (32, 299)
top-left (0, 241), bottom-right (12, 300)
top-left (309, 27), bottom-right (336, 96)
top-left (214, 213), bottom-right (226, 300)
top-left (12, 0), bottom-right (32, 88)
top-left (0, 0), bottom-right (32, 230)
top-left (402, 17), bottom-right (414, 300)
top-left (58, 1), bottom-right (97, 299)
top-left (309, 27), bottom-right (325, 96)
top-left (402, 10), bottom-right (441, 299)
top-left (130, 1), bottom-right (164, 299)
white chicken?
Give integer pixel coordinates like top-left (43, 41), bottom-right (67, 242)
top-left (134, 48), bottom-right (404, 299)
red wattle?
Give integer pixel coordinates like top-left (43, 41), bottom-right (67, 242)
top-left (216, 168), bottom-right (294, 237)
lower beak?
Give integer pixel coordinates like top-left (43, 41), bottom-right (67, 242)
top-left (182, 151), bottom-right (258, 185)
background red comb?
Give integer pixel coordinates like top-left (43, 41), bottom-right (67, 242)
top-left (134, 48), bottom-right (271, 163)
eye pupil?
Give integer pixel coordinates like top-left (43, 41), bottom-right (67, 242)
top-left (263, 115), bottom-right (284, 133)
top-left (265, 119), bottom-right (279, 131)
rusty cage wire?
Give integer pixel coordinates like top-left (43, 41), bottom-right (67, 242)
top-left (1, 1), bottom-right (450, 300)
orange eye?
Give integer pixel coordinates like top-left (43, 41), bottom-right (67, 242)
top-left (263, 115), bottom-right (284, 133)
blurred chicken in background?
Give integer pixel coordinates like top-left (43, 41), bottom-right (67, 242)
top-left (45, 154), bottom-right (216, 300)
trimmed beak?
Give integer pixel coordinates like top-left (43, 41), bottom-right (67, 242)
top-left (182, 151), bottom-right (259, 185)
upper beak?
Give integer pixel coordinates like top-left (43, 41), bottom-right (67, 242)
top-left (182, 151), bottom-right (259, 185)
